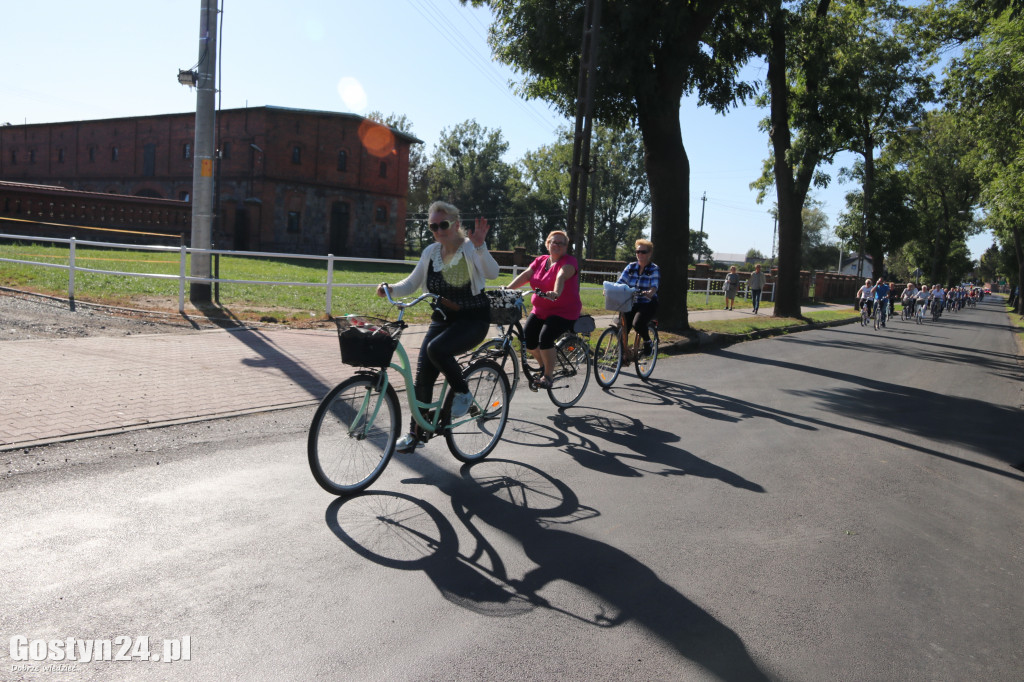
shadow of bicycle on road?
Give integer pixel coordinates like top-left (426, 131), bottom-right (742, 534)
top-left (325, 458), bottom-right (769, 680)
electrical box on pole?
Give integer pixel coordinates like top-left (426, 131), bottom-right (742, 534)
top-left (189, 0), bottom-right (218, 304)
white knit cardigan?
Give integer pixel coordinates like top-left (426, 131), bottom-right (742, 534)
top-left (388, 240), bottom-right (500, 299)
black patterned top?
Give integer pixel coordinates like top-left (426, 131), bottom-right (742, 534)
top-left (426, 249), bottom-right (489, 322)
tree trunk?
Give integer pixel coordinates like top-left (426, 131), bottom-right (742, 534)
top-left (767, 4), bottom-right (804, 318)
top-left (1011, 224), bottom-right (1024, 315)
top-left (637, 91), bottom-right (690, 332)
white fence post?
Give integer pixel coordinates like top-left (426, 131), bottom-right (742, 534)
top-left (325, 254), bottom-right (335, 317)
top-left (179, 245), bottom-right (187, 313)
top-left (68, 237), bottom-right (77, 306)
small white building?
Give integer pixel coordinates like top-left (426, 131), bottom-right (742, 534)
top-left (839, 254), bottom-right (873, 277)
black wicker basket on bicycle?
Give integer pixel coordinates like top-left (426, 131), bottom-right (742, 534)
top-left (486, 289), bottom-right (524, 325)
top-left (335, 316), bottom-right (399, 368)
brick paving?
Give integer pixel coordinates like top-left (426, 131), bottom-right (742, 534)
top-left (0, 327), bottom-right (375, 450)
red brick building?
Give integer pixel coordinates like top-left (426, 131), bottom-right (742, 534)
top-left (0, 106), bottom-right (420, 257)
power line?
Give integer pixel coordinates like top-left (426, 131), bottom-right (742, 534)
top-left (403, 0), bottom-right (559, 135)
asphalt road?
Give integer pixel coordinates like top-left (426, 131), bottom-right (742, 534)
top-left (2, 297), bottom-right (1022, 681)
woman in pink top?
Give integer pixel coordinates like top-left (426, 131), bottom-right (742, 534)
top-left (506, 230), bottom-right (581, 389)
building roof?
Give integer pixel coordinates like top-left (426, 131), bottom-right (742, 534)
top-left (3, 106), bottom-right (424, 145)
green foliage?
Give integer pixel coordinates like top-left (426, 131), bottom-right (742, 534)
top-left (943, 6), bottom-right (1024, 298)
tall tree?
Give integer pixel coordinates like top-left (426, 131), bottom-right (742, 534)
top-left (942, 6), bottom-right (1024, 311)
top-left (886, 110), bottom-right (980, 285)
top-left (417, 120), bottom-right (524, 251)
top-left (754, 0), bottom-right (933, 316)
top-left (833, 1), bottom-right (934, 280)
top-left (518, 125), bottom-right (650, 259)
top-left (467, 0), bottom-right (761, 331)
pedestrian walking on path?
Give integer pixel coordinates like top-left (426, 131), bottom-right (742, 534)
top-left (748, 264), bottom-right (766, 314)
top-left (723, 266), bottom-right (739, 311)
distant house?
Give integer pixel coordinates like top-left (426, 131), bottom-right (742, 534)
top-left (839, 254), bottom-right (873, 277)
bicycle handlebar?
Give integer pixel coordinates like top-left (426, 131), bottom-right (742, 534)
top-left (380, 284), bottom-right (446, 320)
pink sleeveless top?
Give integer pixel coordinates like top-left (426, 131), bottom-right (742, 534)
top-left (529, 254), bottom-right (581, 320)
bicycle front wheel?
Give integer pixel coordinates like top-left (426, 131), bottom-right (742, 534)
top-left (635, 323), bottom-right (659, 382)
top-left (308, 374), bottom-right (400, 496)
top-left (593, 326), bottom-right (622, 388)
top-left (478, 338), bottom-right (520, 402)
top-left (445, 359), bottom-right (510, 463)
top-left (547, 334), bottom-right (591, 408)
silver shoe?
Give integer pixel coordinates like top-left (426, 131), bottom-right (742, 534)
top-left (395, 433), bottom-right (418, 453)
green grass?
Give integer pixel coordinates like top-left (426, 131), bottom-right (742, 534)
top-left (687, 309), bottom-right (858, 335)
top-left (0, 241), bottom-right (853, 329)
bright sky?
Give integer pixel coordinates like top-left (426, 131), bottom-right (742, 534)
top-left (2, 0), bottom-right (992, 260)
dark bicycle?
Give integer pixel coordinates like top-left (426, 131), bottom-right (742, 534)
top-left (475, 289), bottom-right (593, 409)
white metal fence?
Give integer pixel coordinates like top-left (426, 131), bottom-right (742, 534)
top-left (0, 232), bottom-right (774, 314)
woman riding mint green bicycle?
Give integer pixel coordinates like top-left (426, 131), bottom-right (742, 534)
top-left (308, 287), bottom-right (511, 497)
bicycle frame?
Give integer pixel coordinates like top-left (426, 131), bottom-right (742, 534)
top-left (362, 288), bottom-right (483, 437)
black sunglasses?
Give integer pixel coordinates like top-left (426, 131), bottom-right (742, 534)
top-left (635, 249), bottom-right (650, 255)
top-left (429, 220), bottom-right (452, 232)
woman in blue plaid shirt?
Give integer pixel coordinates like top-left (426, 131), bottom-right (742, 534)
top-left (616, 239), bottom-right (659, 356)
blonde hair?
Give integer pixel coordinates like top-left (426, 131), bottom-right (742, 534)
top-left (428, 200), bottom-right (459, 221)
top-left (546, 230), bottom-right (569, 248)
top-left (428, 200), bottom-right (466, 236)
top-left (635, 238), bottom-right (653, 253)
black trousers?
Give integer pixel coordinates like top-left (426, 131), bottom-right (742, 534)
top-left (624, 299), bottom-right (658, 342)
top-left (523, 313), bottom-right (574, 350)
top-left (412, 316), bottom-right (489, 429)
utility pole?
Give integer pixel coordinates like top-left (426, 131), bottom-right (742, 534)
top-left (566, 0), bottom-right (602, 260)
top-left (189, 0), bottom-right (218, 304)
top-left (771, 215), bottom-right (778, 268)
top-left (697, 191), bottom-right (707, 262)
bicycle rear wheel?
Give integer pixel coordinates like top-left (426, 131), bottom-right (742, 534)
top-left (593, 326), bottom-right (622, 388)
top-left (445, 359), bottom-right (510, 463)
top-left (308, 374), bottom-right (400, 496)
top-left (547, 333), bottom-right (591, 408)
top-left (635, 323), bottom-right (659, 382)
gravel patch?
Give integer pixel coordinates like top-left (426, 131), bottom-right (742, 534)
top-left (0, 290), bottom-right (213, 341)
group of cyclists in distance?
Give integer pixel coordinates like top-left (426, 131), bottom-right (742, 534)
top-left (856, 276), bottom-right (984, 327)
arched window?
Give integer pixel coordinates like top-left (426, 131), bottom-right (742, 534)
top-left (337, 150), bottom-right (348, 172)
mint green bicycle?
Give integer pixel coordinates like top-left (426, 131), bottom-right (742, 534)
top-left (308, 288), bottom-right (511, 497)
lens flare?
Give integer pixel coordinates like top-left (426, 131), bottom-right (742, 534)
top-left (337, 77), bottom-right (368, 112)
top-left (358, 120), bottom-right (396, 158)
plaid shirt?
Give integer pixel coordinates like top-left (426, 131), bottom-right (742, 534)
top-left (617, 261), bottom-right (660, 303)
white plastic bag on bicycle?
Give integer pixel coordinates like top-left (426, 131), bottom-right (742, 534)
top-left (603, 281), bottom-right (634, 312)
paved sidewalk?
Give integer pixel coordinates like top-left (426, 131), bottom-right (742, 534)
top-left (0, 302), bottom-right (849, 451)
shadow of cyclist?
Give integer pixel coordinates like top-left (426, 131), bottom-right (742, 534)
top-left (327, 458), bottom-right (769, 681)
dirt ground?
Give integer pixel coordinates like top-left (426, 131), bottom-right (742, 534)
top-left (2, 287), bottom-right (346, 341)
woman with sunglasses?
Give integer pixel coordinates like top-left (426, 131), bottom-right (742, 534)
top-left (616, 239), bottom-right (659, 357)
top-left (377, 200), bottom-right (500, 452)
top-left (505, 230), bottom-right (581, 389)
